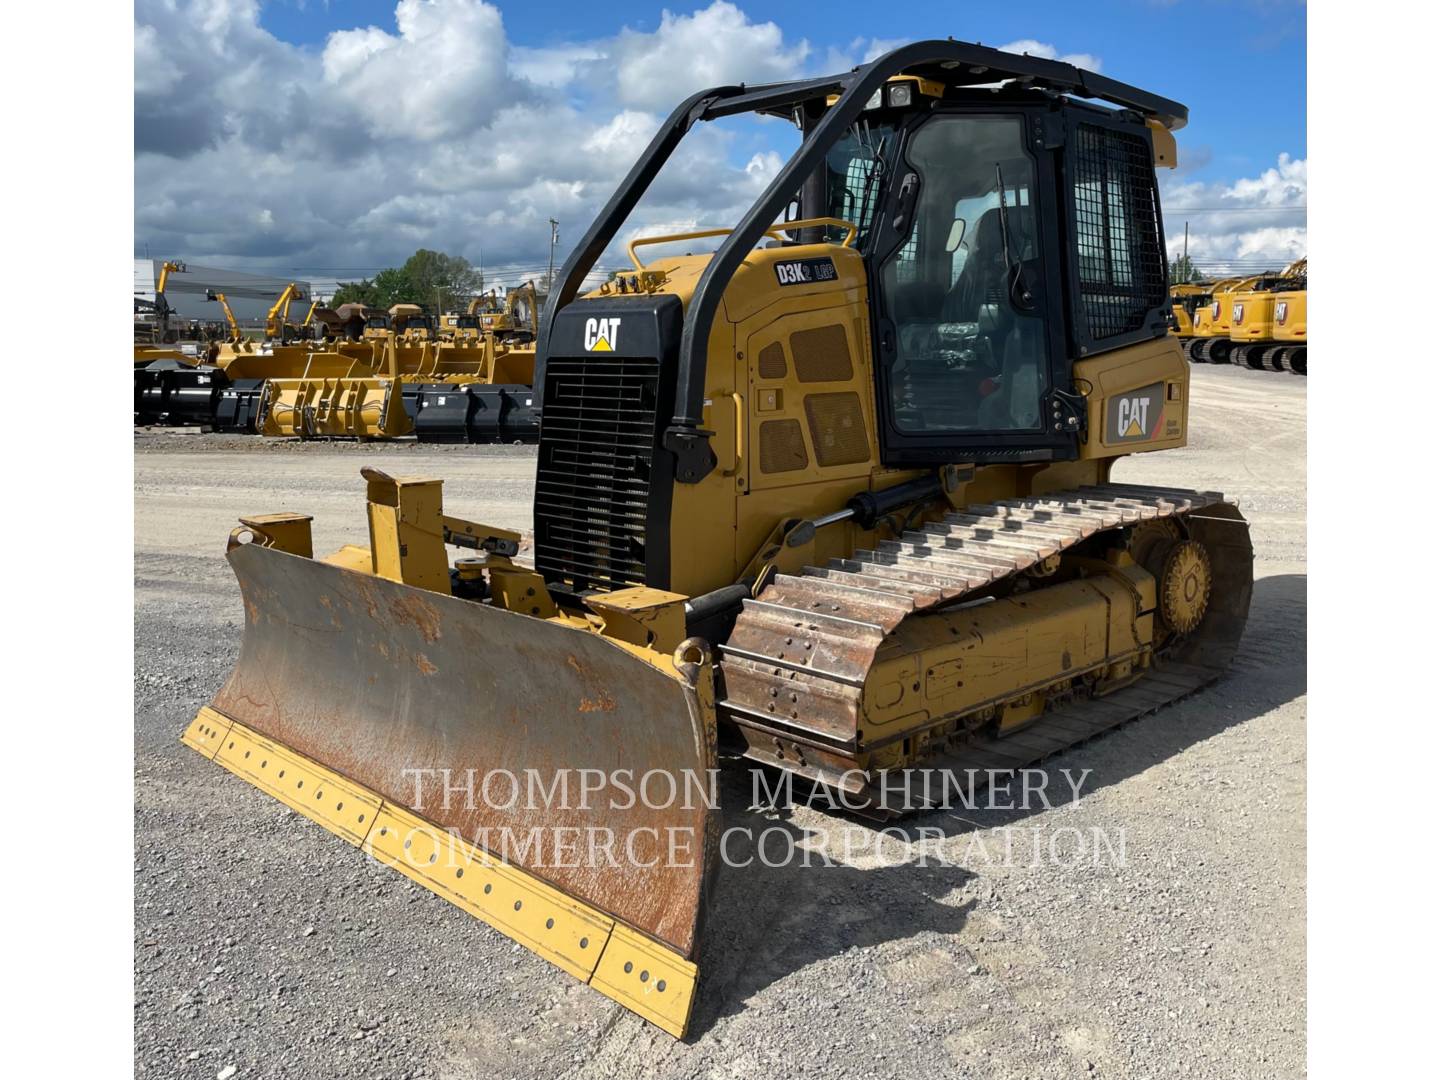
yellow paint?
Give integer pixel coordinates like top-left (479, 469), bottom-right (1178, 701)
top-left (591, 923), bottom-right (700, 1038)
top-left (366, 804), bottom-right (615, 983)
top-left (208, 714), bottom-right (383, 846)
top-left (182, 713), bottom-right (701, 1037)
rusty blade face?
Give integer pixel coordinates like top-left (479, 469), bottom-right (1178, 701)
top-left (211, 542), bottom-right (716, 959)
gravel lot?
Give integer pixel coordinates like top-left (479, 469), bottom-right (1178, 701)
top-left (135, 362), bottom-right (1305, 1079)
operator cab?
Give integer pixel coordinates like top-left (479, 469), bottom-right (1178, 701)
top-left (815, 79), bottom-right (1169, 462)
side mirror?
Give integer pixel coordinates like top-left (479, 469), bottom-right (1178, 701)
top-left (945, 218), bottom-right (967, 253)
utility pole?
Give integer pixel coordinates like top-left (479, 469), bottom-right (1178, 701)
top-left (547, 218), bottom-right (560, 294)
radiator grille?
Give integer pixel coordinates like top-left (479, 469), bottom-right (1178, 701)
top-left (804, 392), bottom-right (870, 467)
top-left (1071, 123), bottom-right (1167, 340)
top-left (759, 419), bottom-right (809, 474)
top-left (757, 342), bottom-right (787, 380)
top-left (534, 356), bottom-right (660, 591)
top-left (791, 324), bottom-right (853, 382)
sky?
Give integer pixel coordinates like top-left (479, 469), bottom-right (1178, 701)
top-left (135, 0), bottom-right (1307, 292)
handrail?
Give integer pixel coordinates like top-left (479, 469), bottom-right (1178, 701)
top-left (624, 217), bottom-right (859, 271)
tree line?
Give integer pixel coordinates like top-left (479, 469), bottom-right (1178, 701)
top-left (331, 249), bottom-right (484, 312)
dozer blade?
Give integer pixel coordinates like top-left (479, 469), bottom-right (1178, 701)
top-left (183, 541), bottom-right (716, 1037)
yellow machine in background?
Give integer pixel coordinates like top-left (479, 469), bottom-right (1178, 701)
top-left (1186, 276), bottom-right (1256, 364)
top-left (184, 44), bottom-right (1251, 1037)
top-left (257, 303), bottom-right (538, 439)
top-left (263, 282), bottom-right (310, 342)
top-left (1229, 258), bottom-right (1307, 375)
top-left (1168, 281), bottom-right (1215, 347)
top-left (1272, 275), bottom-right (1307, 370)
top-left (204, 290), bottom-right (245, 346)
top-left (133, 260), bottom-right (203, 367)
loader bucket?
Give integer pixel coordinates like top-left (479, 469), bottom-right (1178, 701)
top-left (183, 540), bottom-right (717, 1037)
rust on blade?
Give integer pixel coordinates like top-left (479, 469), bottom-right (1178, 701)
top-left (210, 542), bottom-right (716, 959)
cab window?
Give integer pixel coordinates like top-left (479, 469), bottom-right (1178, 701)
top-left (879, 115), bottom-right (1049, 434)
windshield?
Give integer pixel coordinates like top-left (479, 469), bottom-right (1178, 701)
top-left (879, 114), bottom-right (1048, 435)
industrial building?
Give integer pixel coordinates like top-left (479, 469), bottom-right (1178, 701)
top-left (133, 260), bottom-right (317, 330)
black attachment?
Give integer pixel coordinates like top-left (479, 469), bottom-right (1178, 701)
top-left (211, 378), bottom-right (266, 432)
top-left (846, 474), bottom-right (945, 530)
top-left (684, 580), bottom-right (754, 646)
top-left (411, 384), bottom-right (540, 444)
top-left (134, 362), bottom-right (227, 427)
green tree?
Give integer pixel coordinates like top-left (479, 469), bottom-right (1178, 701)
top-left (330, 278), bottom-right (381, 307)
top-left (399, 249), bottom-right (484, 312)
top-left (373, 267), bottom-right (420, 307)
top-left (330, 250), bottom-right (484, 312)
top-left (1169, 254), bottom-right (1199, 285)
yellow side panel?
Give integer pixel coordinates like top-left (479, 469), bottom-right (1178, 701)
top-left (1075, 337), bottom-right (1188, 458)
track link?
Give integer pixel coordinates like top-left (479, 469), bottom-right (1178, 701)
top-left (716, 483), bottom-right (1253, 815)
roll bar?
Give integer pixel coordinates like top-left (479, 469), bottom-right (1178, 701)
top-left (535, 39), bottom-right (1188, 482)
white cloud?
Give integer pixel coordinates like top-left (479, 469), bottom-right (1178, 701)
top-left (997, 39), bottom-right (1103, 73)
top-left (135, 3), bottom-right (1291, 288)
top-left (509, 44), bottom-right (605, 88)
top-left (1162, 154), bottom-right (1307, 273)
top-left (134, 1), bottom-right (801, 282)
top-left (321, 0), bottom-right (521, 140)
top-left (603, 3), bottom-right (810, 109)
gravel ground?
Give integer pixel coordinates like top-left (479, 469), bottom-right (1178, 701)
top-left (135, 362), bottom-right (1305, 1079)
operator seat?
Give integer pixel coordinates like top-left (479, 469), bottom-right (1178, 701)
top-left (944, 206), bottom-right (1043, 430)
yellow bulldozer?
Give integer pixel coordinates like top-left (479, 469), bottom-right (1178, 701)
top-left (183, 42), bottom-right (1252, 1037)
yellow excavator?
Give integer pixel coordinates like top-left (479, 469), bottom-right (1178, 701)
top-left (1168, 281), bottom-right (1209, 339)
top-left (478, 281), bottom-right (540, 343)
top-left (1270, 269), bottom-right (1306, 373)
top-left (204, 290), bottom-right (245, 345)
top-left (184, 43), bottom-right (1251, 1037)
top-left (134, 260), bottom-right (194, 365)
top-left (264, 282), bottom-right (310, 342)
top-left (1185, 276), bottom-right (1255, 364)
top-left (1228, 257), bottom-right (1307, 375)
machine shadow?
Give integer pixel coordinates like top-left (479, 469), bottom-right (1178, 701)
top-left (690, 572), bottom-right (1305, 1035)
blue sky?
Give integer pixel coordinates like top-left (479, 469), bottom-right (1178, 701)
top-left (257, 0), bottom-right (1305, 185)
top-left (136, 1), bottom-right (1306, 285)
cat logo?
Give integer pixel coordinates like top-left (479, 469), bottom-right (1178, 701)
top-left (1117, 395), bottom-right (1152, 439)
top-left (584, 316), bottom-right (621, 352)
top-left (1276, 301), bottom-right (1289, 325)
top-left (1232, 302), bottom-right (1245, 326)
top-left (1106, 381), bottom-right (1166, 443)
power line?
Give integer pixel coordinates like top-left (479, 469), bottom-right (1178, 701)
top-left (1163, 205), bottom-right (1306, 213)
